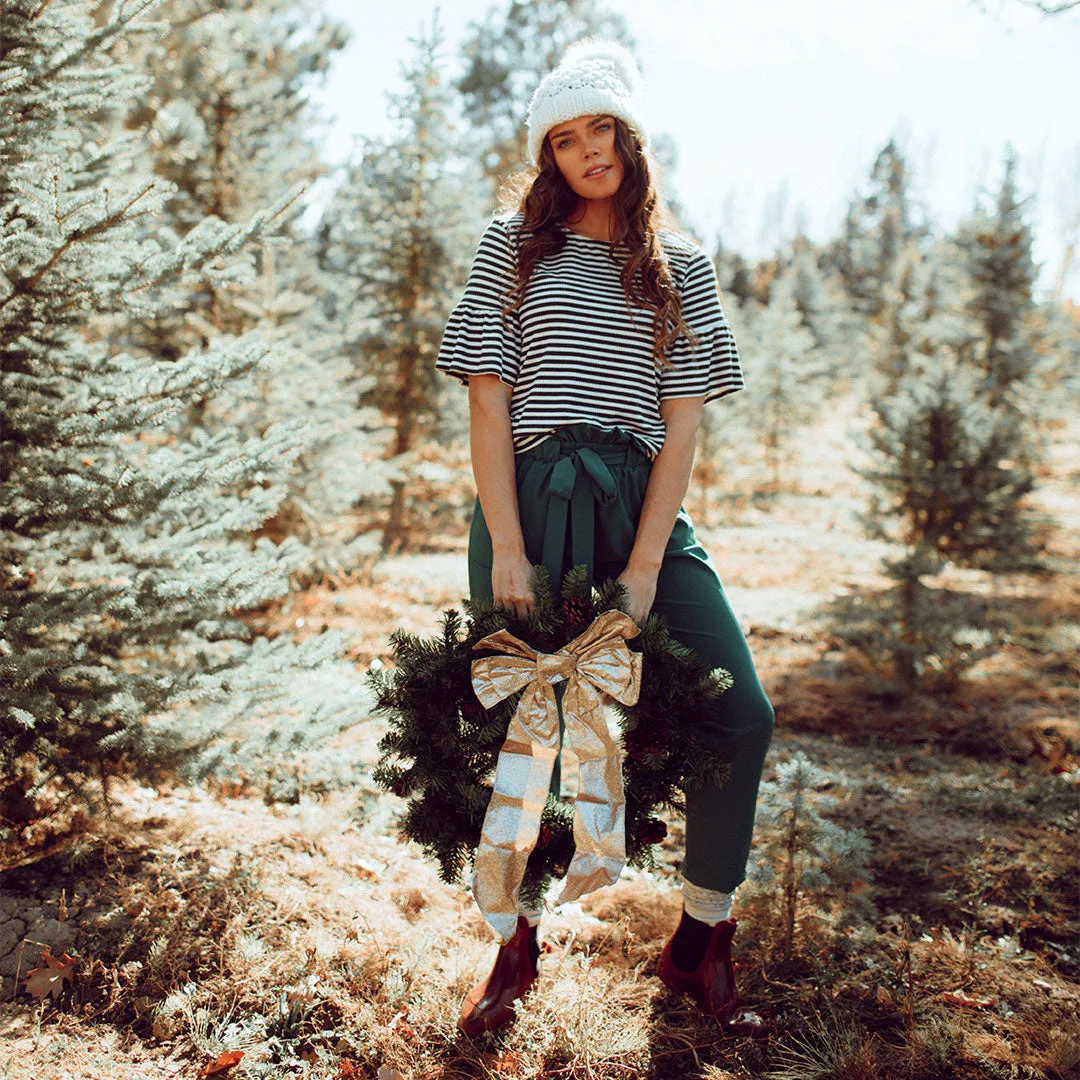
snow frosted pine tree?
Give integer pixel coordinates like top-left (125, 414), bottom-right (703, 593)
top-left (0, 0), bottom-right (359, 827)
top-left (739, 271), bottom-right (824, 495)
top-left (828, 240), bottom-right (1044, 689)
top-left (118, 0), bottom-right (383, 569)
top-left (317, 12), bottom-right (485, 553)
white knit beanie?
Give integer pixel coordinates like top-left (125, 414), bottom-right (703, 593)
top-left (525, 37), bottom-right (649, 168)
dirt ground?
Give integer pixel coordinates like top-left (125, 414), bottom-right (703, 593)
top-left (1, 405), bottom-right (1077, 1080)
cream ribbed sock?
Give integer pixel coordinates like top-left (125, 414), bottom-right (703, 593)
top-left (681, 877), bottom-right (736, 926)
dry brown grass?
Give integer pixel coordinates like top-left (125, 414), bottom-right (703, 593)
top-left (2, 741), bottom-right (1076, 1080)
top-left (2, 405), bottom-right (1077, 1079)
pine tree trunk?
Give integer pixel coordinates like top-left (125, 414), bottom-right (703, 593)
top-left (766, 431), bottom-right (780, 495)
top-left (782, 797), bottom-right (800, 956)
top-left (696, 425), bottom-right (712, 527)
top-left (765, 382), bottom-right (782, 495)
top-left (382, 410), bottom-right (416, 554)
top-left (897, 569), bottom-right (919, 689)
top-left (381, 217), bottom-right (424, 554)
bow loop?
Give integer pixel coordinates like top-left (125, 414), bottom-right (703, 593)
top-left (564, 608), bottom-right (640, 653)
top-left (575, 647), bottom-right (642, 707)
top-left (470, 653), bottom-right (540, 709)
top-left (547, 456), bottom-right (578, 502)
top-left (563, 609), bottom-right (642, 706)
top-left (473, 627), bottom-right (539, 660)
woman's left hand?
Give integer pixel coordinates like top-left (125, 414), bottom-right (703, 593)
top-left (617, 562), bottom-right (659, 627)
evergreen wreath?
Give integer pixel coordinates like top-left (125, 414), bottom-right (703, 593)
top-left (368, 563), bottom-right (734, 910)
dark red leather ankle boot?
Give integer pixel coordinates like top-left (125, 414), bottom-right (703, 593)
top-left (658, 916), bottom-right (769, 1039)
top-left (458, 916), bottom-right (539, 1036)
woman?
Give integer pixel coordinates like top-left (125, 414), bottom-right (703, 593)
top-left (434, 38), bottom-right (774, 1040)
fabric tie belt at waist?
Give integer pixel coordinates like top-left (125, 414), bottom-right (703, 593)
top-left (531, 443), bottom-right (625, 595)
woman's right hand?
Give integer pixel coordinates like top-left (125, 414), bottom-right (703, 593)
top-left (491, 549), bottom-right (536, 619)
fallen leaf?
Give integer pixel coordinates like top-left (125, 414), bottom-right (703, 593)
top-left (377, 1068), bottom-right (405, 1080)
top-left (390, 1008), bottom-right (416, 1039)
top-left (197, 1050), bottom-right (244, 1077)
top-left (876, 985), bottom-right (894, 1008)
top-left (23, 951), bottom-right (75, 1000)
top-left (940, 989), bottom-right (994, 1010)
top-left (494, 1052), bottom-right (524, 1074)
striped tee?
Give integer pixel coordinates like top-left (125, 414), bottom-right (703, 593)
top-left (434, 210), bottom-right (744, 459)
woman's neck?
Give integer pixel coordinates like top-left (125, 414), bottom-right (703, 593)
top-left (563, 201), bottom-right (615, 241)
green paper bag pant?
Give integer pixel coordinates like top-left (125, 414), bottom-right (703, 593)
top-left (466, 422), bottom-right (775, 894)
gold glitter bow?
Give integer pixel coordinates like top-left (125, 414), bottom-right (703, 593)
top-left (469, 608), bottom-right (643, 941)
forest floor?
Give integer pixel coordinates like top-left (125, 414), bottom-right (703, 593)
top-left (1, 405), bottom-right (1078, 1080)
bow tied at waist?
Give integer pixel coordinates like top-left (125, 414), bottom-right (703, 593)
top-left (469, 607), bottom-right (643, 941)
top-left (539, 447), bottom-right (619, 596)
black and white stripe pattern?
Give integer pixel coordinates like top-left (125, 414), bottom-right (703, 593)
top-left (435, 210), bottom-right (743, 459)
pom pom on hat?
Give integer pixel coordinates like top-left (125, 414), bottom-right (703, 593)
top-left (558, 38), bottom-right (644, 100)
top-left (525, 36), bottom-right (649, 167)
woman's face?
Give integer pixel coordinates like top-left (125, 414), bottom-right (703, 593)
top-left (546, 113), bottom-right (625, 202)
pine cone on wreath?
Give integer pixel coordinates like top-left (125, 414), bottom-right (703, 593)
top-left (560, 593), bottom-right (594, 633)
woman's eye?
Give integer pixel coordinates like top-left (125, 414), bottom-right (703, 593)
top-left (555, 123), bottom-right (609, 149)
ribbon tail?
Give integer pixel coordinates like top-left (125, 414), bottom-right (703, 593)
top-left (472, 682), bottom-right (561, 941)
top-left (540, 456), bottom-right (576, 598)
top-left (570, 458), bottom-right (596, 592)
top-left (552, 684), bottom-right (627, 906)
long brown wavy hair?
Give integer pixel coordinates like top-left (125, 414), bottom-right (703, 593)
top-left (496, 117), bottom-right (700, 369)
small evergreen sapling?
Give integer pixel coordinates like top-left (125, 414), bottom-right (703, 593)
top-left (954, 146), bottom-right (1042, 413)
top-left (741, 753), bottom-right (874, 958)
top-left (827, 241), bottom-right (1045, 689)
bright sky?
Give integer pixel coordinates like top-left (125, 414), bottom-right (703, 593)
top-left (311, 0), bottom-right (1079, 302)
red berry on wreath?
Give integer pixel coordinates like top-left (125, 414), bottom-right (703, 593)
top-left (637, 817), bottom-right (667, 845)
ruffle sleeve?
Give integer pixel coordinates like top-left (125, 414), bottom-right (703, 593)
top-left (434, 216), bottom-right (522, 388)
top-left (659, 247), bottom-right (744, 403)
